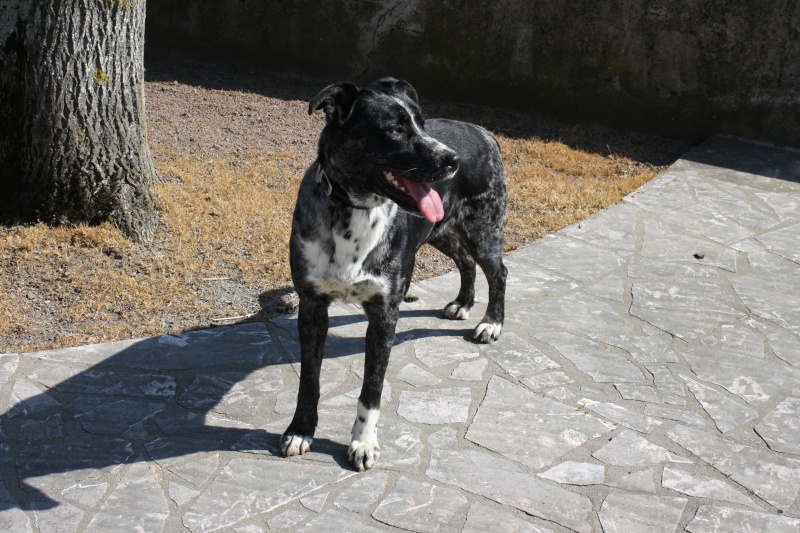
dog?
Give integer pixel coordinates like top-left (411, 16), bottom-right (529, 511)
top-left (281, 77), bottom-right (507, 471)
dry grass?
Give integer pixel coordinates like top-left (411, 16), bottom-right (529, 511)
top-left (0, 75), bottom-right (689, 353)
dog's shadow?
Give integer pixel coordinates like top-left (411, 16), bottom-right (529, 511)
top-left (0, 292), bottom-right (473, 512)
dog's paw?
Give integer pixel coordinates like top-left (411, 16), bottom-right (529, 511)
top-left (348, 439), bottom-right (381, 472)
top-left (473, 321), bottom-right (502, 343)
top-left (443, 300), bottom-right (471, 320)
top-left (281, 433), bottom-right (313, 456)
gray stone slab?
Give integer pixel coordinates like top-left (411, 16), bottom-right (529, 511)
top-left (592, 430), bottom-right (692, 466)
top-left (66, 396), bottom-right (164, 436)
top-left (689, 176), bottom-right (778, 229)
top-left (647, 366), bottom-right (686, 405)
top-left (517, 234), bottom-right (625, 283)
top-left (169, 483), bottom-right (200, 506)
top-left (0, 484), bottom-right (31, 531)
top-left (427, 449), bottom-right (593, 533)
top-left (300, 491), bottom-right (328, 513)
top-left (171, 455), bottom-right (220, 487)
top-left (414, 335), bottom-right (480, 367)
top-left (644, 404), bottom-right (705, 427)
top-left (396, 363), bottom-right (441, 387)
top-left (334, 471), bottom-right (390, 512)
top-left (533, 332), bottom-right (645, 383)
top-left (31, 494), bottom-right (84, 533)
top-left (61, 482), bottom-right (108, 507)
top-left (703, 322), bottom-right (766, 358)
top-left (32, 323), bottom-right (274, 369)
top-left (624, 171), bottom-right (694, 214)
top-left (182, 459), bottom-right (355, 533)
top-left (513, 293), bottom-right (634, 334)
top-left (7, 379), bottom-right (61, 417)
top-left (450, 358), bottom-right (488, 381)
top-left (662, 203), bottom-right (754, 245)
top-left (681, 375), bottom-right (759, 433)
top-left (606, 469), bottom-right (656, 493)
top-left (755, 397), bottom-right (800, 455)
top-left (628, 257), bottom-right (728, 292)
top-left (20, 414), bottom-right (63, 443)
top-left (578, 398), bottom-right (661, 433)
top-left (749, 318), bottom-right (800, 367)
top-left (640, 220), bottom-right (737, 271)
top-left (631, 282), bottom-right (745, 341)
top-left (267, 509), bottom-right (312, 530)
top-left (0, 353), bottom-right (19, 387)
top-left (591, 332), bottom-right (683, 365)
top-left (562, 203), bottom-right (638, 254)
top-left (598, 491), bottom-right (687, 533)
top-left (686, 506), bottom-right (800, 533)
top-left (499, 259), bottom-right (582, 302)
top-left (667, 424), bottom-right (800, 510)
top-left (179, 367), bottom-right (283, 419)
top-left (537, 461), bottom-right (604, 485)
top-left (615, 384), bottom-right (662, 403)
top-left (756, 223), bottom-right (800, 263)
top-left (397, 387), bottom-right (471, 425)
top-left (85, 461), bottom-right (169, 533)
top-left (731, 270), bottom-right (800, 336)
top-left (297, 510), bottom-right (382, 533)
top-left (155, 411), bottom-right (253, 434)
top-left (521, 371), bottom-right (573, 390)
top-left (372, 476), bottom-right (468, 532)
top-left (661, 466), bottom-right (756, 508)
top-left (28, 361), bottom-right (176, 399)
top-left (463, 502), bottom-right (554, 533)
top-left (755, 190), bottom-right (800, 220)
top-left (466, 377), bottom-right (613, 469)
top-left (17, 439), bottom-right (133, 491)
top-left (584, 274), bottom-right (626, 302)
top-left (734, 238), bottom-right (798, 274)
top-left (427, 426), bottom-right (459, 448)
top-left (680, 346), bottom-right (800, 404)
top-left (482, 332), bottom-right (560, 379)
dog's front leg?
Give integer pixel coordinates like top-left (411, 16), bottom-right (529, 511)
top-left (281, 297), bottom-right (328, 456)
top-left (348, 301), bottom-right (399, 471)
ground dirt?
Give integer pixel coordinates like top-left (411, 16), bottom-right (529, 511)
top-left (0, 59), bottom-right (692, 353)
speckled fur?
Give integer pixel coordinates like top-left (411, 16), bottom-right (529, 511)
top-left (281, 78), bottom-right (508, 470)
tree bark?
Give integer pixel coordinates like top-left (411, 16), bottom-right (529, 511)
top-left (2, 0), bottom-right (159, 241)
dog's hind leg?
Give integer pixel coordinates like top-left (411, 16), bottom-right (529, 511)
top-left (429, 235), bottom-right (476, 320)
top-left (348, 301), bottom-right (399, 471)
top-left (281, 297), bottom-right (328, 456)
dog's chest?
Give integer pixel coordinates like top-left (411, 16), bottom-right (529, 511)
top-left (301, 204), bottom-right (397, 303)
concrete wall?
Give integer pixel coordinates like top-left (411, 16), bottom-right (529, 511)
top-left (146, 0), bottom-right (800, 146)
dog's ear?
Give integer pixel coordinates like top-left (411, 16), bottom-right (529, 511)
top-left (308, 82), bottom-right (359, 124)
top-left (371, 77), bottom-right (419, 105)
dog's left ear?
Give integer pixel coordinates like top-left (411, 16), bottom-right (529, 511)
top-left (309, 82), bottom-right (359, 124)
top-left (371, 77), bottom-right (419, 105)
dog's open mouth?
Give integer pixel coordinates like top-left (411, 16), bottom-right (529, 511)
top-left (382, 170), bottom-right (444, 223)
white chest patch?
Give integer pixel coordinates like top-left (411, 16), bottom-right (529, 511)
top-left (302, 203), bottom-right (397, 303)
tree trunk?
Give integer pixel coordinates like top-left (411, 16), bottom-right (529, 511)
top-left (2, 0), bottom-right (159, 241)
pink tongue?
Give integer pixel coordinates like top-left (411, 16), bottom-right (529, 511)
top-left (398, 176), bottom-right (444, 223)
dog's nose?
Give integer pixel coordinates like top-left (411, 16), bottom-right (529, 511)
top-left (443, 152), bottom-right (460, 171)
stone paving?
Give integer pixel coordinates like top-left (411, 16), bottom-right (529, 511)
top-left (2, 136), bottom-right (800, 532)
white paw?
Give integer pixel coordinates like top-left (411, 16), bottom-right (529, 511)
top-left (443, 301), bottom-right (471, 320)
top-left (473, 321), bottom-right (502, 343)
top-left (281, 434), bottom-right (313, 456)
top-left (348, 439), bottom-right (381, 472)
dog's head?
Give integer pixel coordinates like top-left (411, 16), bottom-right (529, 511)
top-left (309, 78), bottom-right (459, 223)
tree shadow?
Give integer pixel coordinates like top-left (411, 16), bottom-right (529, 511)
top-left (0, 287), bottom-right (469, 512)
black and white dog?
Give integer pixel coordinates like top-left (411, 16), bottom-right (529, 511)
top-left (281, 78), bottom-right (507, 471)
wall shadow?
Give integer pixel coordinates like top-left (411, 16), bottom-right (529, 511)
top-left (144, 57), bottom-right (693, 169)
top-left (0, 293), bottom-right (467, 512)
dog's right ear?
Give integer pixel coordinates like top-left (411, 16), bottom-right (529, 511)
top-left (308, 83), bottom-right (359, 124)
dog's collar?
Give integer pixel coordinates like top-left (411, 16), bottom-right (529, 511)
top-left (315, 163), bottom-right (371, 210)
